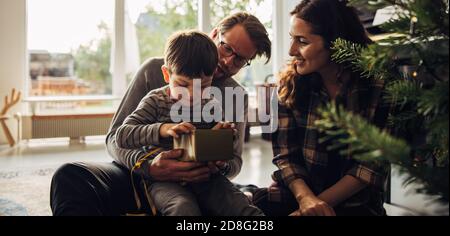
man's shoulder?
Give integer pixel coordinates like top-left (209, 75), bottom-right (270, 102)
top-left (133, 57), bottom-right (166, 94)
top-left (140, 57), bottom-right (164, 71)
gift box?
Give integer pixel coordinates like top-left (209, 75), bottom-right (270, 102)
top-left (173, 129), bottom-right (233, 162)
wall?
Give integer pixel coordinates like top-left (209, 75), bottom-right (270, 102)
top-left (0, 0), bottom-right (27, 145)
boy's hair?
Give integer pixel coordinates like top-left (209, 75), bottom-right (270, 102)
top-left (164, 30), bottom-right (218, 78)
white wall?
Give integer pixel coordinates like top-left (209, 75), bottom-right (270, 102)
top-left (112, 0), bottom-right (126, 98)
top-left (198, 0), bottom-right (211, 33)
top-left (272, 0), bottom-right (298, 75)
top-left (0, 0), bottom-right (27, 145)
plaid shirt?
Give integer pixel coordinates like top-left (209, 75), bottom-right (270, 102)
top-left (271, 72), bottom-right (392, 213)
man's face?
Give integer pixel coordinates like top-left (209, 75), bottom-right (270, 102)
top-left (211, 25), bottom-right (257, 80)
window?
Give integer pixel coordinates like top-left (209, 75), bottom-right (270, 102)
top-left (27, 0), bottom-right (114, 114)
top-left (26, 0), bottom-right (272, 115)
top-left (128, 0), bottom-right (198, 63)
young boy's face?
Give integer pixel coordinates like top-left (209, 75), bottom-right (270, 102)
top-left (162, 66), bottom-right (213, 106)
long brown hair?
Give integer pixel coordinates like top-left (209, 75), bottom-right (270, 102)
top-left (278, 0), bottom-right (372, 109)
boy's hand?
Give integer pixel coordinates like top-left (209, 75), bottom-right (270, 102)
top-left (160, 122), bottom-right (196, 139)
top-left (212, 121), bottom-right (235, 130)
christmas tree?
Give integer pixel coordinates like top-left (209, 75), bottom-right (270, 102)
top-left (315, 0), bottom-right (449, 204)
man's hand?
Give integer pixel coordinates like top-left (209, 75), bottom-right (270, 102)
top-left (207, 161), bottom-right (229, 174)
top-left (160, 122), bottom-right (196, 139)
top-left (207, 122), bottom-right (235, 174)
top-left (149, 149), bottom-right (210, 183)
top-left (290, 195), bottom-right (336, 216)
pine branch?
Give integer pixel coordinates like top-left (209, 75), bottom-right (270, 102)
top-left (331, 0), bottom-right (448, 204)
top-left (426, 114), bottom-right (449, 166)
top-left (351, 0), bottom-right (449, 37)
top-left (410, 0), bottom-right (449, 36)
top-left (334, 35), bottom-right (448, 84)
top-left (380, 15), bottom-right (412, 34)
top-left (406, 37), bottom-right (447, 82)
top-left (418, 81), bottom-right (449, 116)
top-left (387, 111), bottom-right (419, 131)
top-left (384, 80), bottom-right (422, 107)
top-left (418, 81), bottom-right (449, 166)
top-left (331, 39), bottom-right (394, 80)
top-left (396, 163), bottom-right (449, 202)
top-left (331, 38), bottom-right (365, 67)
top-left (315, 103), bottom-right (411, 164)
top-left (316, 103), bottom-right (449, 202)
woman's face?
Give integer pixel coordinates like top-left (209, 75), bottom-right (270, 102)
top-left (289, 16), bottom-right (331, 76)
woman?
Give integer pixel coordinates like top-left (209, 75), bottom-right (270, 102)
top-left (254, 0), bottom-right (392, 216)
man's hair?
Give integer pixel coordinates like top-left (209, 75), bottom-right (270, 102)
top-left (217, 12), bottom-right (272, 63)
top-left (165, 30), bottom-right (218, 78)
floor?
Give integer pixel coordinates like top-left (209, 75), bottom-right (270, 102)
top-left (0, 133), bottom-right (277, 216)
top-left (0, 132), bottom-right (447, 216)
top-left (0, 137), bottom-right (110, 216)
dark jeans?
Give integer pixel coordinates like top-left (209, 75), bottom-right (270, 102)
top-left (50, 162), bottom-right (385, 216)
top-left (51, 162), bottom-right (261, 216)
top-left (149, 175), bottom-right (264, 216)
top-left (50, 162), bottom-right (150, 216)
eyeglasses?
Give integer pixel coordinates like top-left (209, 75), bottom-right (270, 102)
top-left (218, 33), bottom-right (252, 68)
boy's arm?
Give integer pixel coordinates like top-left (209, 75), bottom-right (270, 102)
top-left (106, 58), bottom-right (199, 180)
top-left (115, 93), bottom-right (165, 149)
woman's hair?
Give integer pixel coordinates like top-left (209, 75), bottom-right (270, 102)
top-left (165, 30), bottom-right (218, 78)
top-left (278, 0), bottom-right (372, 109)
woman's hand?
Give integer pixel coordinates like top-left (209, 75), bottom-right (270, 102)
top-left (160, 122), bottom-right (196, 138)
top-left (291, 195), bottom-right (336, 216)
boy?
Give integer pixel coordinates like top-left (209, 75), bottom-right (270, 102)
top-left (115, 30), bottom-right (263, 216)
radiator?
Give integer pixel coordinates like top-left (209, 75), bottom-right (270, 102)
top-left (21, 114), bottom-right (114, 139)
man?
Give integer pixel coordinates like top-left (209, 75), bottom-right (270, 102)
top-left (50, 12), bottom-right (271, 216)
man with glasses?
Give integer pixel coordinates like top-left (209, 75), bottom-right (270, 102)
top-left (50, 12), bottom-right (271, 216)
top-left (217, 33), bottom-right (252, 68)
